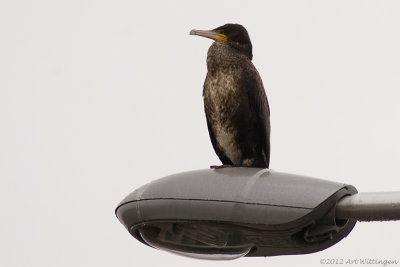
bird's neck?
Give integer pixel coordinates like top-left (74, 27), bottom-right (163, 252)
top-left (206, 42), bottom-right (252, 73)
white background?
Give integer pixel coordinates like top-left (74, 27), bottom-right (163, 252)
top-left (1, 1), bottom-right (400, 266)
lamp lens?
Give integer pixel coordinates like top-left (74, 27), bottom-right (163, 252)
top-left (138, 222), bottom-right (253, 260)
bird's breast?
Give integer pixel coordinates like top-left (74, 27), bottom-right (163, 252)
top-left (204, 70), bottom-right (241, 123)
top-left (203, 70), bottom-right (244, 163)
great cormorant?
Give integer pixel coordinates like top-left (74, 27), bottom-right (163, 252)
top-left (190, 23), bottom-right (270, 168)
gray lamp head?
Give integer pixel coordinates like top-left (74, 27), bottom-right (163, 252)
top-left (116, 168), bottom-right (357, 260)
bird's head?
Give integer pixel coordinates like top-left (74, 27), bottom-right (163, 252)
top-left (190, 23), bottom-right (253, 60)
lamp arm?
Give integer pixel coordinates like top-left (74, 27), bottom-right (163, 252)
top-left (335, 191), bottom-right (400, 221)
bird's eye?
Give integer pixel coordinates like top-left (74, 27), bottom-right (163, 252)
top-left (218, 29), bottom-right (225, 35)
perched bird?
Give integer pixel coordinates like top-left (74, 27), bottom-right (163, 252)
top-left (190, 24), bottom-right (270, 168)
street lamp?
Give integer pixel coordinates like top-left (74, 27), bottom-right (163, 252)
top-left (115, 168), bottom-right (400, 260)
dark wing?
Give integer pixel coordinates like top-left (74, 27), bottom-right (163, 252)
top-left (243, 64), bottom-right (271, 167)
top-left (206, 118), bottom-right (233, 165)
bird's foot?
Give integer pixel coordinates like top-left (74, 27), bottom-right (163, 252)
top-left (210, 164), bottom-right (235, 169)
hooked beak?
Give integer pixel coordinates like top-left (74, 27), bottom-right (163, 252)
top-left (190, 29), bottom-right (227, 41)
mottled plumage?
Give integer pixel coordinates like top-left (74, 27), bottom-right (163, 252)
top-left (191, 24), bottom-right (270, 168)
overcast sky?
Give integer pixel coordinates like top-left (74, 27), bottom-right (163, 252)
top-left (1, 1), bottom-right (400, 266)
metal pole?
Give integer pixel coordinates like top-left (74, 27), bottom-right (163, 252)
top-left (336, 192), bottom-right (400, 221)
